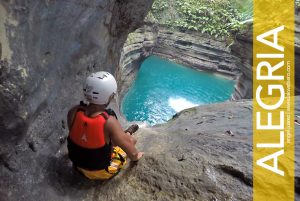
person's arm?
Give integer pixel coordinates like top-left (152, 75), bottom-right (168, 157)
top-left (105, 116), bottom-right (143, 161)
top-left (67, 105), bottom-right (85, 130)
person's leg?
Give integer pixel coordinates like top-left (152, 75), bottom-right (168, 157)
top-left (76, 167), bottom-right (114, 180)
top-left (125, 133), bottom-right (137, 145)
top-left (76, 147), bottom-right (127, 180)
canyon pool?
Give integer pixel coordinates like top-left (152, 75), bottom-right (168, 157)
top-left (121, 56), bottom-right (235, 125)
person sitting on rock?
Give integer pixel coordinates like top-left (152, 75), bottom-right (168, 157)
top-left (67, 71), bottom-right (143, 180)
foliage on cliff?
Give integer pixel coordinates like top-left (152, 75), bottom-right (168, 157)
top-left (146, 0), bottom-right (252, 38)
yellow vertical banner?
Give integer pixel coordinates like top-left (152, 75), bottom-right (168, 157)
top-left (253, 0), bottom-right (295, 200)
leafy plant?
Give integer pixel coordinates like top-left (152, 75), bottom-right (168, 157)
top-left (148, 0), bottom-right (252, 39)
top-left (151, 0), bottom-right (169, 20)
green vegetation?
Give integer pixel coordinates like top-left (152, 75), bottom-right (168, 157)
top-left (147, 0), bottom-right (253, 38)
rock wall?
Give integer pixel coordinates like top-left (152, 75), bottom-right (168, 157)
top-left (117, 25), bottom-right (157, 101)
top-left (231, 8), bottom-right (300, 100)
top-left (118, 24), bottom-right (241, 101)
top-left (0, 0), bottom-right (153, 146)
top-left (154, 28), bottom-right (240, 76)
top-left (229, 20), bottom-right (253, 100)
top-left (0, 1), bottom-right (153, 200)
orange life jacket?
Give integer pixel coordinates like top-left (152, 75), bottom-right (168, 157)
top-left (67, 110), bottom-right (112, 170)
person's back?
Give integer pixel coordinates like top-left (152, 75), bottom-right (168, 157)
top-left (67, 71), bottom-right (143, 180)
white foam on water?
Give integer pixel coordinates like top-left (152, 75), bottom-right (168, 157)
top-left (168, 97), bottom-right (198, 112)
top-left (137, 121), bottom-right (149, 128)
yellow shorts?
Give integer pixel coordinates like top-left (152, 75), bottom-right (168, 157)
top-left (77, 146), bottom-right (127, 180)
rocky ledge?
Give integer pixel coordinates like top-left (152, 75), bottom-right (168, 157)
top-left (2, 97), bottom-right (299, 201)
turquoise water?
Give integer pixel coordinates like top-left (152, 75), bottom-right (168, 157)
top-left (121, 56), bottom-right (235, 125)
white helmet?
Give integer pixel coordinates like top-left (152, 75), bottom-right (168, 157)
top-left (83, 71), bottom-right (117, 105)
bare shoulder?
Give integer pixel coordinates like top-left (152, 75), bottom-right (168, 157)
top-left (105, 116), bottom-right (123, 136)
top-left (105, 115), bottom-right (119, 130)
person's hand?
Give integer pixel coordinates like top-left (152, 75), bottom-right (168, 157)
top-left (125, 124), bottom-right (139, 135)
top-left (132, 152), bottom-right (144, 161)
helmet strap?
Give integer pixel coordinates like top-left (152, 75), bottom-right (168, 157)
top-left (105, 93), bottom-right (115, 107)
